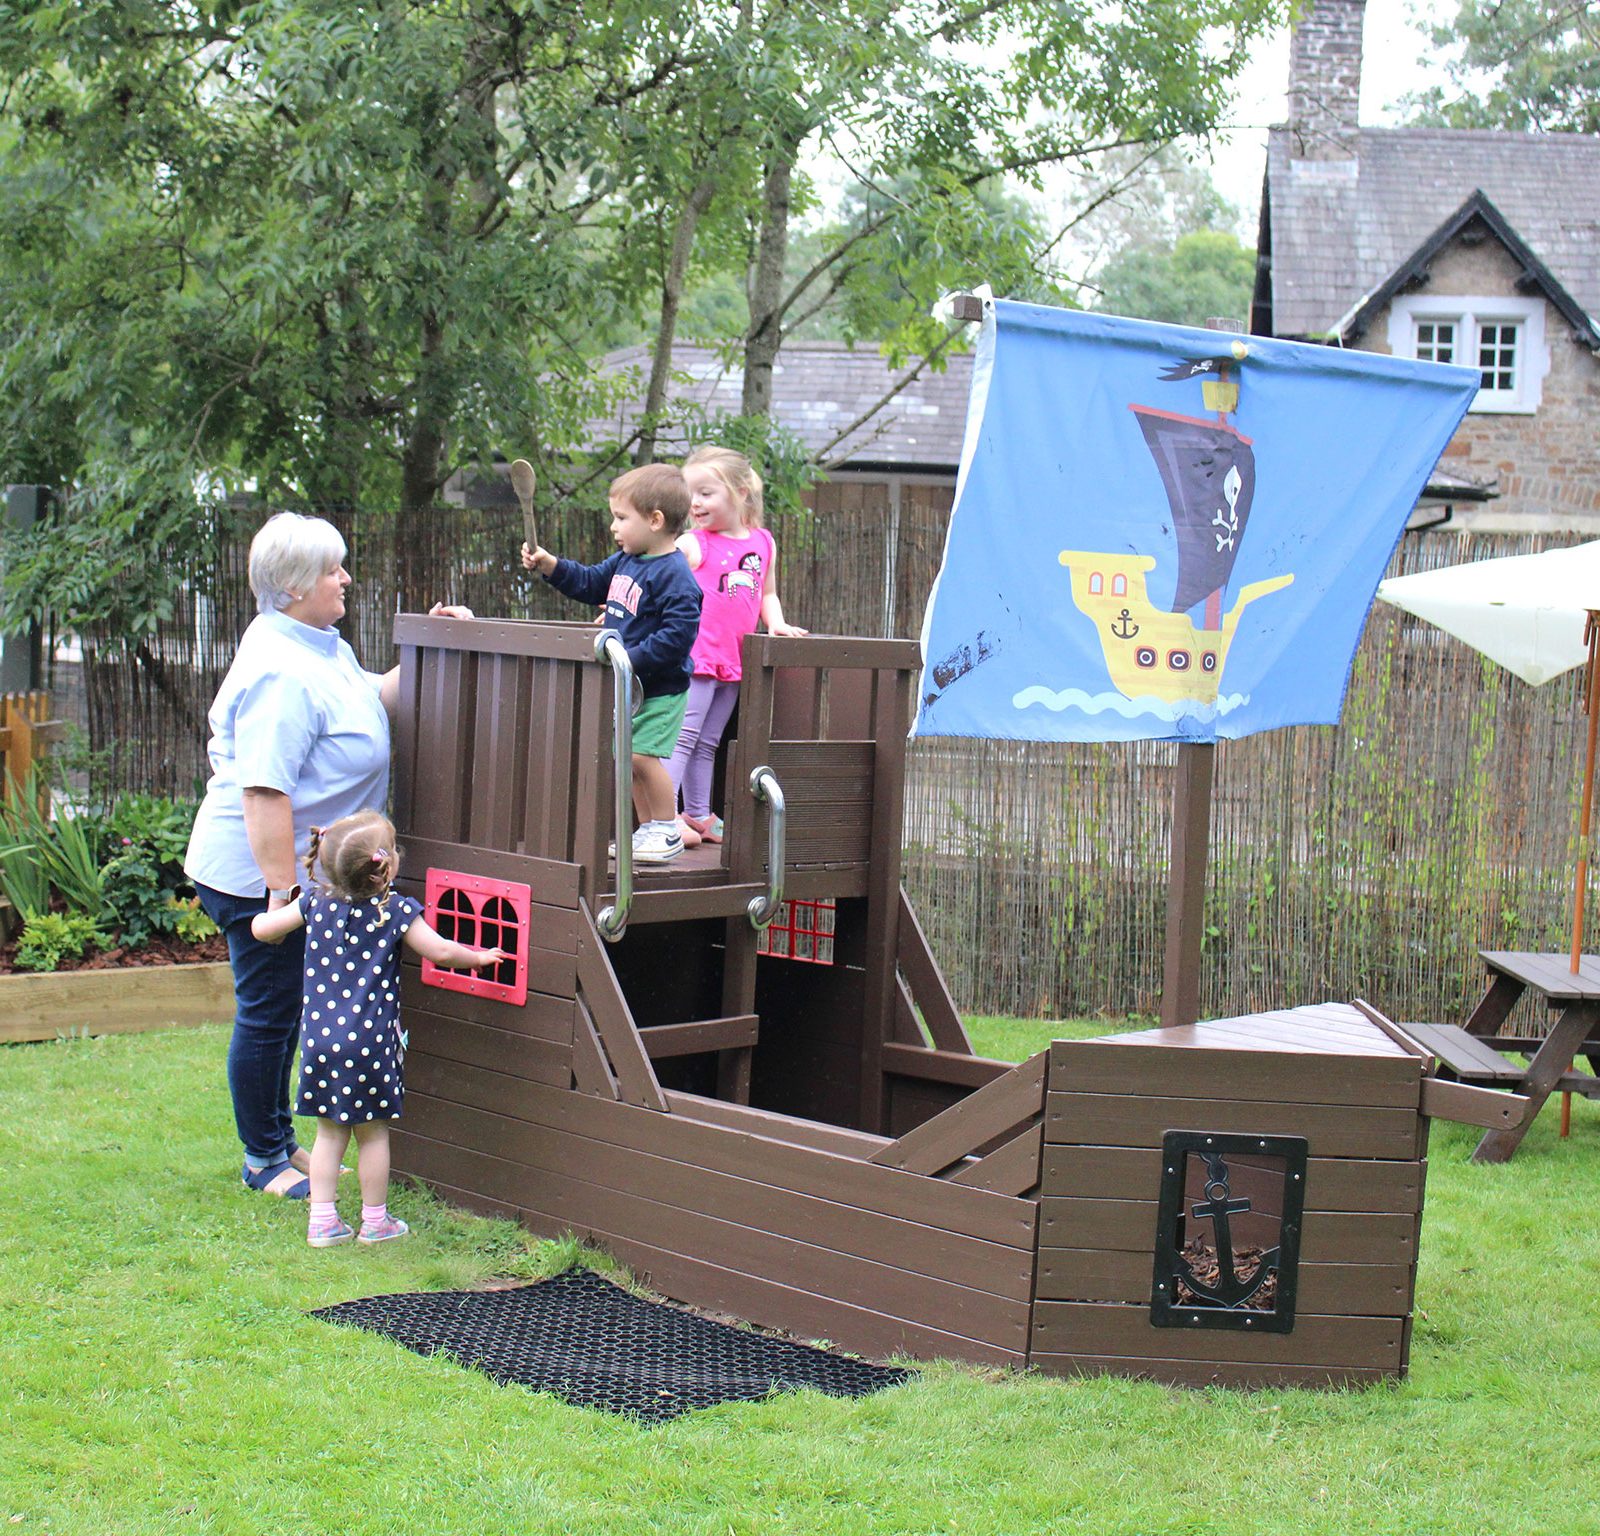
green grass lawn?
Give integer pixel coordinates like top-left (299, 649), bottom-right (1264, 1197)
top-left (4, 1018), bottom-right (1599, 1535)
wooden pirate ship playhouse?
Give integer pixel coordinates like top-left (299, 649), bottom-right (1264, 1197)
top-left (389, 615), bottom-right (1524, 1388)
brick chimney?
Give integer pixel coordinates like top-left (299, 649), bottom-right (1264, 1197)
top-left (1287, 0), bottom-right (1365, 160)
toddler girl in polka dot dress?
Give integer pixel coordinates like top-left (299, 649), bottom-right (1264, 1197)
top-left (252, 810), bottom-right (506, 1248)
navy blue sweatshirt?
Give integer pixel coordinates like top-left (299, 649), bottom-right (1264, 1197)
top-left (544, 549), bottom-right (701, 696)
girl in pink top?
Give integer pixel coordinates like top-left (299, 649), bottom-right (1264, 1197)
top-left (669, 446), bottom-right (806, 845)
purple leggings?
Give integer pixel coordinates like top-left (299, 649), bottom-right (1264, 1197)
top-left (667, 677), bottom-right (740, 817)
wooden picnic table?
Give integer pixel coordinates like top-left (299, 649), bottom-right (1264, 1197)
top-left (1413, 951), bottom-right (1600, 1163)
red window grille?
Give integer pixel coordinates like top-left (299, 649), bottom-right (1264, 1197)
top-left (755, 897), bottom-right (836, 965)
top-left (420, 868), bottom-right (531, 1006)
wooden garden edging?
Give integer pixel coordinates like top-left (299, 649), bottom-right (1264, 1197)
top-left (0, 962), bottom-right (235, 1044)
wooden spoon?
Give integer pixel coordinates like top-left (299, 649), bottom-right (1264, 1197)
top-left (510, 458), bottom-right (538, 553)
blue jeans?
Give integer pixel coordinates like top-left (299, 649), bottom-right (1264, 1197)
top-left (195, 882), bottom-right (306, 1168)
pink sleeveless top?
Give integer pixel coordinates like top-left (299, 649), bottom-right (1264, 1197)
top-left (688, 527), bottom-right (775, 681)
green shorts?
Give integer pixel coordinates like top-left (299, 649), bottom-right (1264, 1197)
top-left (632, 689), bottom-right (688, 759)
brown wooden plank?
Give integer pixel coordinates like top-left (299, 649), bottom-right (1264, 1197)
top-left (896, 888), bottom-right (974, 1053)
top-left (872, 1051), bottom-right (1047, 1174)
top-left (468, 652), bottom-right (522, 852)
top-left (947, 1125), bottom-right (1042, 1195)
top-left (399, 967), bottom-right (575, 1039)
top-left (640, 1015), bottom-right (760, 1059)
top-left (882, 1041), bottom-right (1012, 1090)
top-left (1420, 1077), bottom-right (1528, 1129)
top-left (765, 739), bottom-right (876, 795)
top-left (395, 1113), bottom-right (1031, 1353)
top-left (397, 834), bottom-right (582, 914)
top-left (393, 614), bottom-right (602, 661)
top-left (402, 1093), bottom-right (1034, 1306)
top-left (1027, 1351), bottom-right (1393, 1388)
top-left (571, 660), bottom-right (610, 886)
top-left (724, 642), bottom-right (774, 888)
top-left (414, 648), bottom-right (473, 843)
top-left (391, 642), bottom-right (421, 837)
top-left (575, 904), bottom-right (666, 1110)
top-left (623, 884), bottom-right (769, 923)
top-left (748, 635), bottom-right (923, 671)
top-left (769, 663), bottom-right (823, 739)
top-left (406, 1006), bottom-right (570, 1088)
top-left (1045, 1091), bottom-right (1420, 1159)
top-left (1048, 1040), bottom-right (1422, 1108)
top-left (1035, 1247), bottom-right (1414, 1316)
top-left (1464, 969), bottom-right (1526, 1036)
top-left (1040, 1145), bottom-right (1427, 1215)
top-left (407, 1051), bottom-right (1036, 1247)
top-left (892, 978), bottom-right (931, 1046)
top-left (1030, 1301), bottom-right (1403, 1367)
top-left (1040, 1198), bottom-right (1416, 1266)
top-left (664, 1089), bottom-right (891, 1159)
top-left (1402, 1022), bottom-right (1528, 1082)
top-left (1483, 949), bottom-right (1600, 1001)
top-left (522, 656), bottom-right (575, 863)
top-left (570, 998), bottom-right (619, 1099)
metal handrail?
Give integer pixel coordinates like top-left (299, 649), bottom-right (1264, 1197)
top-left (594, 630), bottom-right (633, 942)
top-left (747, 765), bottom-right (786, 929)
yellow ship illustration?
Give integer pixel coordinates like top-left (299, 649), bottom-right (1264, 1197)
top-left (1059, 363), bottom-right (1295, 709)
top-left (1058, 551), bottom-right (1292, 706)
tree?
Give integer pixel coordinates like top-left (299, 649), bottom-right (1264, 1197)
top-left (0, 0), bottom-right (1289, 632)
top-left (1090, 228), bottom-right (1257, 326)
top-left (1402, 0), bottom-right (1600, 134)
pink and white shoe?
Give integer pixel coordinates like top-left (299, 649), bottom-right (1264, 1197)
top-left (357, 1214), bottom-right (410, 1245)
top-left (681, 813), bottom-right (723, 844)
top-left (308, 1215), bottom-right (354, 1248)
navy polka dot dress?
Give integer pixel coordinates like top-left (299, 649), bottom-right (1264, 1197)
top-left (296, 889), bottom-right (422, 1125)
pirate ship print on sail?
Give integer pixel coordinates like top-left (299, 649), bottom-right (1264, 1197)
top-left (1034, 344), bottom-right (1294, 718)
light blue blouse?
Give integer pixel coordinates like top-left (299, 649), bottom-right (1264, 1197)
top-left (184, 610), bottom-right (391, 898)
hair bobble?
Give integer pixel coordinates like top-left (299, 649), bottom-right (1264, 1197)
top-left (372, 848), bottom-right (389, 863)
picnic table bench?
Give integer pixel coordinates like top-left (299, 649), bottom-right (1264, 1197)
top-left (1410, 951), bottom-right (1600, 1163)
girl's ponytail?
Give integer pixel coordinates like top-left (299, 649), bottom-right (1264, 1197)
top-left (302, 825), bottom-right (325, 888)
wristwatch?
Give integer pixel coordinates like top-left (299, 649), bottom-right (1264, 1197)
top-left (268, 885), bottom-right (300, 903)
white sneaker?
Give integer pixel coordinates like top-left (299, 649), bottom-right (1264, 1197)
top-left (632, 824), bottom-right (684, 863)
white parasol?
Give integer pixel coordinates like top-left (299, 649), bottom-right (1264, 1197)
top-left (1376, 539), bottom-right (1600, 975)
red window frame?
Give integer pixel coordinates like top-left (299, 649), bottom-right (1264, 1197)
top-left (420, 868), bottom-right (531, 1006)
top-left (756, 897), bottom-right (836, 965)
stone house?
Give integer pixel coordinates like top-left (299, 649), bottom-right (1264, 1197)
top-left (1251, 0), bottom-right (1600, 534)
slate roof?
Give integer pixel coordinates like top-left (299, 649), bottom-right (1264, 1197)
top-left (587, 340), bottom-right (973, 472)
top-left (1261, 126), bottom-right (1600, 340)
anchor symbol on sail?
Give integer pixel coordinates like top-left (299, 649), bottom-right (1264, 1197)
top-left (1174, 1150), bottom-right (1277, 1309)
top-left (1110, 608), bottom-right (1139, 640)
top-left (1212, 465), bottom-right (1243, 555)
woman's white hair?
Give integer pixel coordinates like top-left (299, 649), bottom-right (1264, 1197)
top-left (249, 512), bottom-right (347, 615)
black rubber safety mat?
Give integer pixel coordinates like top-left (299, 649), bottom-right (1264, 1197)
top-left (310, 1266), bottom-right (913, 1422)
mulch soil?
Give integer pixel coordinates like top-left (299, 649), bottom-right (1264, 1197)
top-left (0, 932), bottom-right (229, 976)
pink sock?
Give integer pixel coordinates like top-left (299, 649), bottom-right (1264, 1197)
top-left (362, 1203), bottom-right (387, 1226)
top-left (309, 1201), bottom-right (338, 1225)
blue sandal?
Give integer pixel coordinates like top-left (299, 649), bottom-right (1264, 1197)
top-left (242, 1159), bottom-right (311, 1199)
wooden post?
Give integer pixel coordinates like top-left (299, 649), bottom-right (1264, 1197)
top-left (1161, 742), bottom-right (1215, 1027)
top-left (1157, 316), bottom-right (1243, 1029)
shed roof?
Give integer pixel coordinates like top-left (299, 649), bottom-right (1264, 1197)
top-left (1262, 126), bottom-right (1600, 340)
top-left (590, 340), bottom-right (973, 473)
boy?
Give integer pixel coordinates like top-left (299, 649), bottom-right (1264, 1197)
top-left (522, 463), bottom-right (701, 862)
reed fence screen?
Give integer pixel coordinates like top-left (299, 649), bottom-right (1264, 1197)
top-left (65, 487), bottom-right (1581, 1026)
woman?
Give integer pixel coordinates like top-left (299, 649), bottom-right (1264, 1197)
top-left (184, 511), bottom-right (470, 1198)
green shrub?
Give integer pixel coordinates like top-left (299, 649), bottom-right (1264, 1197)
top-left (14, 911), bottom-right (109, 973)
top-left (169, 894), bottom-right (220, 944)
top-left (106, 793), bottom-right (197, 874)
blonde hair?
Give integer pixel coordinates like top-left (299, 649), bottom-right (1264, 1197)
top-left (304, 810), bottom-right (399, 910)
top-left (684, 445), bottom-right (764, 529)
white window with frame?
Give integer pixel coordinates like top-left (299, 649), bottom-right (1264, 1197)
top-left (1387, 295), bottom-right (1548, 414)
